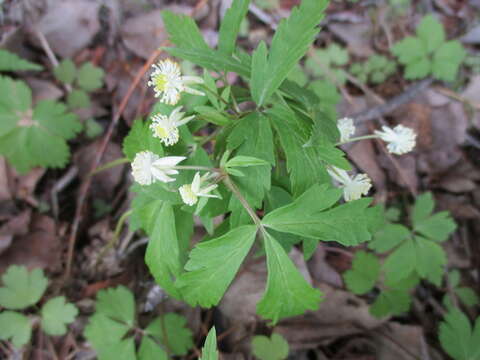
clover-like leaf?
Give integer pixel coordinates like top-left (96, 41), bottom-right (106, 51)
top-left (0, 311), bottom-right (32, 348)
top-left (252, 333), bottom-right (289, 360)
top-left (41, 296), bottom-right (78, 336)
top-left (145, 313), bottom-right (194, 356)
top-left (0, 265), bottom-right (48, 310)
top-left (77, 62), bottom-right (105, 91)
top-left (53, 59), bottom-right (76, 85)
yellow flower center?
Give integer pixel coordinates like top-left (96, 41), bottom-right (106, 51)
top-left (154, 74), bottom-right (167, 92)
top-left (153, 124), bottom-right (169, 139)
top-left (179, 184), bottom-right (198, 206)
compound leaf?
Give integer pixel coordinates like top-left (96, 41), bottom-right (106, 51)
top-left (77, 62), bottom-right (104, 91)
top-left (0, 311), bottom-right (32, 348)
top-left (145, 313), bottom-right (194, 356)
top-left (41, 296), bottom-right (78, 336)
top-left (176, 225), bottom-right (257, 307)
top-left (257, 231), bottom-right (323, 323)
top-left (417, 15), bottom-right (445, 53)
top-left (343, 251), bottom-right (380, 295)
top-left (0, 265), bottom-right (48, 310)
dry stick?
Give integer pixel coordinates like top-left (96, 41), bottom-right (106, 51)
top-left (63, 47), bottom-right (164, 282)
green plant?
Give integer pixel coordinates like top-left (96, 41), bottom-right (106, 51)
top-left (119, 0), bottom-right (417, 326)
top-left (252, 333), bottom-right (289, 360)
top-left (392, 15), bottom-right (466, 81)
top-left (439, 308), bottom-right (480, 360)
top-left (305, 43), bottom-right (349, 85)
top-left (343, 192), bottom-right (456, 317)
top-left (349, 55), bottom-right (397, 84)
top-left (84, 285), bottom-right (194, 359)
top-left (200, 327), bottom-right (219, 360)
top-left (444, 270), bottom-right (479, 309)
top-left (0, 265), bottom-right (78, 348)
top-left (54, 59), bottom-right (105, 109)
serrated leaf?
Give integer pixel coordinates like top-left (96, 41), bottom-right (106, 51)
top-left (77, 62), bottom-right (104, 91)
top-left (262, 184), bottom-right (372, 247)
top-left (457, 287), bottom-right (480, 307)
top-left (417, 15), bottom-right (445, 53)
top-left (369, 223), bottom-right (411, 253)
top-left (252, 333), bottom-right (289, 360)
top-left (0, 79), bottom-right (81, 173)
top-left (0, 311), bottom-right (32, 348)
top-left (0, 49), bottom-right (42, 72)
top-left (41, 296), bottom-right (78, 336)
top-left (0, 265), bottom-right (48, 310)
top-left (343, 251), bottom-right (380, 295)
top-left (266, 104), bottom-right (330, 196)
top-left (432, 41), bottom-right (466, 82)
top-left (67, 89), bottom-right (90, 109)
top-left (392, 37), bottom-right (427, 64)
top-left (53, 59), bottom-right (76, 84)
top-left (226, 155), bottom-right (269, 168)
top-left (194, 105), bottom-right (231, 126)
top-left (122, 119), bottom-right (164, 160)
top-left (257, 231), bottom-right (323, 323)
top-left (218, 0), bottom-right (250, 55)
top-left (200, 327), bottom-right (218, 360)
top-left (404, 57), bottom-right (431, 79)
top-left (383, 238), bottom-right (416, 284)
top-left (138, 336), bottom-right (168, 360)
top-left (145, 313), bottom-right (194, 356)
top-left (176, 225), bottom-right (257, 307)
top-left (439, 308), bottom-right (480, 360)
top-left (414, 236), bottom-right (446, 286)
top-left (162, 10), bottom-right (210, 51)
top-left (250, 0), bottom-right (328, 105)
top-left (370, 289), bottom-right (411, 318)
top-left (95, 286), bottom-right (136, 326)
top-left (412, 192), bottom-right (434, 225)
top-left (145, 202), bottom-right (184, 298)
top-left (414, 211), bottom-right (456, 242)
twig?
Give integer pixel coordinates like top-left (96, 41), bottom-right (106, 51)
top-left (351, 78), bottom-right (434, 123)
top-left (63, 46), bottom-right (165, 282)
top-left (50, 166), bottom-right (78, 220)
top-left (248, 3), bottom-right (278, 30)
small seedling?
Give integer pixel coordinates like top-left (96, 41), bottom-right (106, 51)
top-left (252, 333), bottom-right (289, 360)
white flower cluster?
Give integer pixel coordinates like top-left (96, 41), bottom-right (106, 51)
top-left (330, 117), bottom-right (417, 202)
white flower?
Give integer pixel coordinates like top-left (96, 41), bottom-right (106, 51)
top-left (150, 106), bottom-right (194, 146)
top-left (179, 172), bottom-right (219, 206)
top-left (147, 59), bottom-right (204, 105)
top-left (327, 166), bottom-right (372, 202)
top-left (337, 117), bottom-right (355, 142)
top-left (374, 124), bottom-right (416, 155)
top-left (131, 151), bottom-right (185, 185)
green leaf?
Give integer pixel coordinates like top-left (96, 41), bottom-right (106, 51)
top-left (392, 37), bottom-right (427, 64)
top-left (257, 231), bottom-right (323, 323)
top-left (67, 89), bottom-right (90, 109)
top-left (226, 155), bottom-right (269, 168)
top-left (200, 327), bottom-right (218, 360)
top-left (412, 192), bottom-right (434, 225)
top-left (145, 313), bottom-right (194, 356)
top-left (95, 286), bottom-right (136, 326)
top-left (250, 0), bottom-right (328, 105)
top-left (414, 211), bottom-right (456, 242)
top-left (370, 289), bottom-right (411, 318)
top-left (162, 11), bottom-right (210, 51)
top-left (176, 225), bottom-right (257, 307)
top-left (343, 251), bottom-right (380, 295)
top-left (0, 49), bottom-right (42, 72)
top-left (0, 265), bottom-right (48, 310)
top-left (252, 333), bottom-right (289, 360)
top-left (369, 224), bottom-right (411, 253)
top-left (439, 308), bottom-right (480, 360)
top-left (194, 105), bottom-right (232, 126)
top-left (77, 62), bottom-right (104, 91)
top-left (262, 184), bottom-right (372, 247)
top-left (145, 202), bottom-right (184, 298)
top-left (53, 59), bottom-right (76, 84)
top-left (85, 118), bottom-right (103, 138)
top-left (383, 239), bottom-right (416, 284)
top-left (138, 337), bottom-right (168, 360)
top-left (0, 80), bottom-right (81, 173)
top-left (40, 296), bottom-right (78, 336)
top-left (456, 287), bottom-right (480, 307)
top-left (251, 41), bottom-right (268, 105)
top-left (414, 236), bottom-right (446, 286)
top-left (417, 15), bottom-right (445, 53)
top-left (432, 41), bottom-right (466, 82)
top-left (122, 119), bottom-right (164, 160)
top-left (166, 47), bottom-right (250, 78)
top-left (0, 311), bottom-right (32, 348)
top-left (218, 0), bottom-right (251, 55)
top-left (404, 57), bottom-right (431, 79)
top-left (266, 104), bottom-right (329, 196)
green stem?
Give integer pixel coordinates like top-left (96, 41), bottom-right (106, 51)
top-left (336, 134), bottom-right (379, 146)
top-left (222, 175), bottom-right (267, 236)
top-left (200, 84), bottom-right (236, 112)
top-left (90, 157), bottom-right (130, 176)
top-left (173, 165), bottom-right (220, 173)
